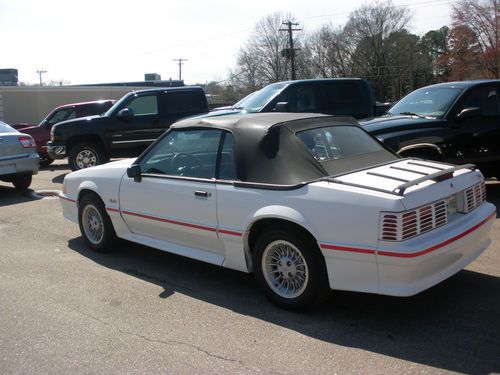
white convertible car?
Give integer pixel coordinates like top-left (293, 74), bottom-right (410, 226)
top-left (59, 113), bottom-right (496, 310)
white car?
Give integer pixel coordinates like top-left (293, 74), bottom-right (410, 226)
top-left (59, 113), bottom-right (496, 310)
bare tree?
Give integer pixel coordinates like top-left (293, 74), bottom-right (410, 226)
top-left (306, 24), bottom-right (352, 78)
top-left (452, 0), bottom-right (500, 78)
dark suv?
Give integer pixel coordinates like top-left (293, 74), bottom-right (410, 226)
top-left (211, 78), bottom-right (377, 119)
top-left (361, 80), bottom-right (500, 174)
top-left (47, 87), bottom-right (208, 170)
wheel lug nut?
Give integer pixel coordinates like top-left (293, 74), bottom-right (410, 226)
top-left (287, 261), bottom-right (291, 266)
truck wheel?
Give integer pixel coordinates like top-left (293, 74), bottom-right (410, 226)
top-left (69, 142), bottom-right (107, 171)
top-left (12, 174), bottom-right (32, 190)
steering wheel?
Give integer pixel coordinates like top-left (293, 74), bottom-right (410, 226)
top-left (170, 153), bottom-right (200, 174)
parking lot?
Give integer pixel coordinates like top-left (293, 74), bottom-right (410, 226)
top-left (1, 160), bottom-right (499, 374)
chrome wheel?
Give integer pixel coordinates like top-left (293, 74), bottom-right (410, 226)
top-left (261, 240), bottom-right (309, 299)
top-left (81, 204), bottom-right (104, 245)
top-left (76, 149), bottom-right (98, 169)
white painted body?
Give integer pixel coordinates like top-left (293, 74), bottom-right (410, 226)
top-left (60, 158), bottom-right (496, 297)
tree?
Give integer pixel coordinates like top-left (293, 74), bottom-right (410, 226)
top-left (343, 0), bottom-right (413, 100)
top-left (451, 0), bottom-right (500, 78)
top-left (230, 12), bottom-right (296, 95)
top-left (305, 24), bottom-right (352, 78)
top-left (419, 26), bottom-right (450, 80)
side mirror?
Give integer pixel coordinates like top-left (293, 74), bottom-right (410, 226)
top-left (117, 108), bottom-right (133, 121)
top-left (456, 107), bottom-right (481, 121)
top-left (274, 102), bottom-right (290, 112)
top-left (127, 164), bottom-right (142, 182)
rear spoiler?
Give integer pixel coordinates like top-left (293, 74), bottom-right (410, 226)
top-left (328, 159), bottom-right (477, 196)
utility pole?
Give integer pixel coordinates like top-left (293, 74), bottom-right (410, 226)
top-left (173, 58), bottom-right (187, 81)
top-left (279, 21), bottom-right (302, 80)
top-left (36, 69), bottom-right (47, 86)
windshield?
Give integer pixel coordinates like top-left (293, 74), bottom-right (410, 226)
top-left (388, 86), bottom-right (463, 118)
top-left (236, 82), bottom-right (288, 112)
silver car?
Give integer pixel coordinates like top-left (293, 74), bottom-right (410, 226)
top-left (0, 121), bottom-right (39, 189)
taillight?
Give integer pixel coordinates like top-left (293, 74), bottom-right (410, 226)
top-left (379, 181), bottom-right (487, 241)
top-left (380, 200), bottom-right (448, 241)
top-left (18, 136), bottom-right (36, 148)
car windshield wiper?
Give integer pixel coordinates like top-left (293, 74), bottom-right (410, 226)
top-left (231, 106), bottom-right (244, 110)
top-left (399, 111), bottom-right (425, 118)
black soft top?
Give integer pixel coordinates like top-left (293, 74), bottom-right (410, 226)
top-left (171, 113), bottom-right (396, 186)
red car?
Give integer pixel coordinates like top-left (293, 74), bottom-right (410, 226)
top-left (12, 100), bottom-right (115, 166)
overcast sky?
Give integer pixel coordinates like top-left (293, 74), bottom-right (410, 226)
top-left (1, 0), bottom-right (452, 85)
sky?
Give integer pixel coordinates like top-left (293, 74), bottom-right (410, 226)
top-left (0, 0), bottom-right (453, 86)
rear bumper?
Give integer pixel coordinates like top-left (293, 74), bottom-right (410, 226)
top-left (46, 142), bottom-right (66, 159)
top-left (0, 152), bottom-right (39, 178)
top-left (377, 202), bottom-right (496, 296)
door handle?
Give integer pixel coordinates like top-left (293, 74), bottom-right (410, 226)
top-left (194, 191), bottom-right (209, 198)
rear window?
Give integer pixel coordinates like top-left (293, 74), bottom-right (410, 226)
top-left (0, 121), bottom-right (16, 133)
top-left (296, 125), bottom-right (397, 175)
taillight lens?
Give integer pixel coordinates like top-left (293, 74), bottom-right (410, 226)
top-left (380, 199), bottom-right (448, 241)
top-left (18, 136), bottom-right (36, 148)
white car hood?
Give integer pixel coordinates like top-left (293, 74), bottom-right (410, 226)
top-left (68, 158), bottom-right (135, 179)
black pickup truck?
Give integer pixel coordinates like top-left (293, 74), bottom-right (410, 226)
top-left (47, 87), bottom-right (208, 170)
top-left (361, 80), bottom-right (500, 175)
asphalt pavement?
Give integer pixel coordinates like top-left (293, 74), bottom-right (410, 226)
top-left (0, 160), bottom-right (499, 374)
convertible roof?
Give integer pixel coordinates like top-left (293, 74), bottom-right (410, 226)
top-left (171, 113), bottom-right (393, 186)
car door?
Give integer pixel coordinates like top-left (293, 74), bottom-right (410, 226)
top-left (448, 84), bottom-right (500, 164)
top-left (106, 92), bottom-right (161, 155)
top-left (118, 128), bottom-right (225, 262)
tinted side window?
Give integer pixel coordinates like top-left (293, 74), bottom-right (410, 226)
top-left (127, 95), bottom-right (158, 116)
top-left (322, 82), bottom-right (371, 118)
top-left (139, 129), bottom-right (222, 179)
top-left (463, 86), bottom-right (500, 116)
top-left (287, 85), bottom-right (320, 112)
top-left (166, 91), bottom-right (206, 114)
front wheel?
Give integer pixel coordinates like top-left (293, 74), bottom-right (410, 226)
top-left (78, 194), bottom-right (117, 252)
top-left (253, 228), bottom-right (329, 310)
top-left (68, 142), bottom-right (107, 171)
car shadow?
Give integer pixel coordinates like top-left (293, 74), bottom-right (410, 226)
top-left (67, 237), bottom-right (500, 374)
top-left (52, 173), bottom-right (68, 184)
top-left (0, 186), bottom-right (42, 207)
top-left (40, 163), bottom-right (69, 172)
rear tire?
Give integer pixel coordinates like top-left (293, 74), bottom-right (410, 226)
top-left (69, 142), bottom-right (107, 171)
top-left (12, 174), bottom-right (32, 190)
top-left (78, 194), bottom-right (117, 252)
top-left (253, 228), bottom-right (329, 311)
